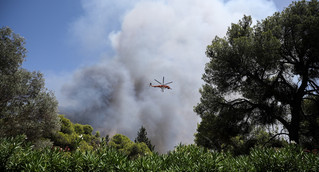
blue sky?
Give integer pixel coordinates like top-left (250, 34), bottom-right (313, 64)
top-left (1, 0), bottom-right (88, 73)
top-left (1, 0), bottom-right (298, 152)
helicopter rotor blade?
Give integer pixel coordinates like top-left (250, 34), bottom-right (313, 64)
top-left (154, 79), bottom-right (162, 85)
top-left (164, 81), bottom-right (173, 85)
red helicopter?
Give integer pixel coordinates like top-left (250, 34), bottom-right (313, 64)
top-left (150, 76), bottom-right (173, 92)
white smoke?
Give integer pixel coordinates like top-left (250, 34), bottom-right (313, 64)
top-left (57, 0), bottom-right (277, 153)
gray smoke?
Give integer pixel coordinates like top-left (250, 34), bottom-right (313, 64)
top-left (56, 0), bottom-right (277, 153)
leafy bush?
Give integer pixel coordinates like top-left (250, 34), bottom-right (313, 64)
top-left (248, 145), bottom-right (319, 172)
top-left (83, 125), bottom-right (93, 135)
top-left (78, 140), bottom-right (93, 152)
top-left (109, 134), bottom-right (152, 158)
top-left (32, 138), bottom-right (53, 150)
top-left (163, 144), bottom-right (224, 171)
top-left (128, 142), bottom-right (152, 159)
top-left (0, 135), bottom-right (27, 171)
top-left (1, 135), bottom-right (318, 171)
top-left (73, 123), bottom-right (84, 135)
top-left (109, 134), bottom-right (132, 152)
top-left (52, 115), bottom-right (100, 151)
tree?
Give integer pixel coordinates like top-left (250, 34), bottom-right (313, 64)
top-left (73, 123), bottom-right (84, 135)
top-left (134, 125), bottom-right (155, 151)
top-left (52, 115), bottom-right (100, 150)
top-left (83, 125), bottom-right (93, 135)
top-left (109, 134), bottom-right (152, 158)
top-left (195, 0), bottom-right (319, 150)
top-left (300, 96), bottom-right (319, 148)
top-left (59, 115), bottom-right (74, 134)
top-left (128, 142), bottom-right (152, 158)
top-left (0, 27), bottom-right (60, 144)
top-left (109, 134), bottom-right (133, 152)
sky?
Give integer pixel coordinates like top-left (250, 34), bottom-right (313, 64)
top-left (1, 0), bottom-right (298, 152)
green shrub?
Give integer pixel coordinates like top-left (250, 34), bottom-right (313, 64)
top-left (128, 142), bottom-right (152, 159)
top-left (78, 140), bottom-right (93, 152)
top-left (59, 115), bottom-right (74, 135)
top-left (108, 134), bottom-right (133, 152)
top-left (249, 145), bottom-right (319, 171)
top-left (0, 135), bottom-right (27, 171)
top-left (109, 134), bottom-right (152, 158)
top-left (73, 123), bottom-right (84, 135)
top-left (164, 144), bottom-right (224, 171)
top-left (53, 116), bottom-right (99, 151)
top-left (32, 138), bottom-right (53, 150)
top-left (83, 125), bottom-right (93, 135)
top-left (1, 135), bottom-right (319, 171)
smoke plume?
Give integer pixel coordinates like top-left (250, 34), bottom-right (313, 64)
top-left (58, 0), bottom-right (277, 153)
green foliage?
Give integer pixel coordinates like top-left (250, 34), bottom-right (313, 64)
top-left (54, 132), bottom-right (79, 150)
top-left (52, 115), bottom-right (100, 151)
top-left (32, 138), bottom-right (53, 150)
top-left (195, 0), bottom-right (319, 152)
top-left (2, 136), bottom-right (317, 171)
top-left (0, 26), bottom-right (60, 145)
top-left (128, 142), bottom-right (152, 159)
top-left (73, 123), bottom-right (84, 135)
top-left (109, 134), bottom-right (151, 158)
top-left (0, 26), bottom-right (25, 75)
top-left (164, 144), bottom-right (223, 171)
top-left (78, 140), bottom-right (93, 152)
top-left (109, 134), bottom-right (133, 151)
top-left (83, 125), bottom-right (93, 135)
top-left (95, 131), bottom-right (100, 138)
top-left (59, 115), bottom-right (74, 135)
top-left (101, 135), bottom-right (109, 147)
top-left (134, 125), bottom-right (155, 151)
top-left (301, 96), bottom-right (319, 149)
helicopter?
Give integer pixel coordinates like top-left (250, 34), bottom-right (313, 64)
top-left (150, 76), bottom-right (173, 92)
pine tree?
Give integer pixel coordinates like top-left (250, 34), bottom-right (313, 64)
top-left (134, 126), bottom-right (155, 151)
top-left (195, 0), bottom-right (319, 150)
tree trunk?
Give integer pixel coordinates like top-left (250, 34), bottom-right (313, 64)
top-left (288, 101), bottom-right (301, 144)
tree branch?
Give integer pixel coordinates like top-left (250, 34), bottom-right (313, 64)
top-left (309, 80), bottom-right (319, 92)
top-left (262, 132), bottom-right (289, 147)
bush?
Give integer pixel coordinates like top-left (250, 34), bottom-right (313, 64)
top-left (128, 142), bottom-right (152, 158)
top-left (0, 135), bottom-right (27, 171)
top-left (83, 125), bottom-right (93, 135)
top-left (108, 134), bottom-right (132, 152)
top-left (109, 134), bottom-right (152, 158)
top-left (52, 115), bottom-right (100, 151)
top-left (1, 135), bottom-right (318, 171)
top-left (78, 140), bottom-right (93, 152)
top-left (248, 145), bottom-right (319, 171)
top-left (32, 138), bottom-right (53, 150)
top-left (73, 124), bottom-right (84, 135)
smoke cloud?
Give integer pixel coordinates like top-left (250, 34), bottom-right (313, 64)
top-left (58, 0), bottom-right (277, 152)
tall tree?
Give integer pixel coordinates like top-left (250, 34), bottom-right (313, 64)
top-left (134, 125), bottom-right (155, 152)
top-left (195, 0), bottom-right (319, 150)
top-left (0, 27), bottom-right (60, 143)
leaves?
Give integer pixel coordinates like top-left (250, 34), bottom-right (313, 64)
top-left (195, 0), bottom-right (319, 150)
top-left (0, 27), bottom-right (60, 145)
top-left (134, 125), bottom-right (155, 151)
top-left (2, 136), bottom-right (318, 171)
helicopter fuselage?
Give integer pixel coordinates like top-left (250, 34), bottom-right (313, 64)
top-left (151, 84), bottom-right (171, 89)
top-left (150, 77), bottom-right (173, 92)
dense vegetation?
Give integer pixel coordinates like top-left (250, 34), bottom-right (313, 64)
top-left (1, 135), bottom-right (318, 171)
top-left (1, 0), bottom-right (319, 171)
top-left (0, 27), bottom-right (60, 147)
top-left (195, 0), bottom-right (319, 153)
